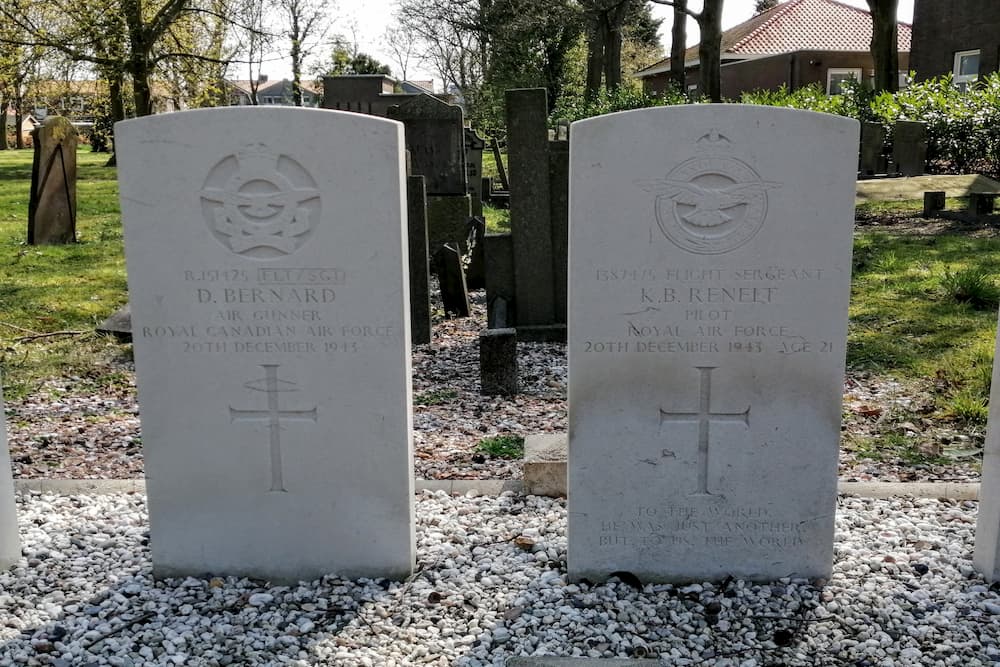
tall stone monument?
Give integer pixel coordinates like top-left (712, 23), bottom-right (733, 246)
top-left (387, 95), bottom-right (471, 257)
top-left (116, 108), bottom-right (414, 582)
top-left (568, 105), bottom-right (859, 583)
top-left (27, 116), bottom-right (77, 245)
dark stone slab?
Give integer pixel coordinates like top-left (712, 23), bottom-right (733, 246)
top-left (549, 139), bottom-right (569, 324)
top-left (97, 303), bottom-right (132, 342)
top-left (516, 323), bottom-right (566, 343)
top-left (893, 121), bottom-right (927, 177)
top-left (859, 122), bottom-right (886, 178)
top-left (465, 128), bottom-right (486, 217)
top-left (387, 94), bottom-right (466, 196)
top-left (426, 195), bottom-right (472, 255)
top-left (28, 116), bottom-right (77, 245)
top-left (485, 232), bottom-right (515, 328)
top-left (506, 88), bottom-right (554, 326)
top-left (971, 192), bottom-right (997, 218)
top-left (923, 191), bottom-right (946, 217)
top-left (407, 176), bottom-right (432, 345)
top-left (479, 328), bottom-right (518, 395)
top-left (433, 243), bottom-right (470, 318)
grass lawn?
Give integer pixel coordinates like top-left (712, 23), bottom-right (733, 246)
top-left (0, 148), bottom-right (130, 399)
top-left (0, 147), bottom-right (996, 449)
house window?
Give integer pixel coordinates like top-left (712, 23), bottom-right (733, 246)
top-left (953, 49), bottom-right (980, 90)
top-left (827, 68), bottom-right (862, 95)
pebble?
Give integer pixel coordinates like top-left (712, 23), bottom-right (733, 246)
top-left (1, 492), bottom-right (999, 666)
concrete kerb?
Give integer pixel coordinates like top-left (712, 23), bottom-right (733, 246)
top-left (12, 478), bottom-right (982, 500)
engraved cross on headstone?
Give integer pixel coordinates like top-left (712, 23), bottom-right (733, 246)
top-left (659, 366), bottom-right (750, 496)
top-left (229, 364), bottom-right (317, 492)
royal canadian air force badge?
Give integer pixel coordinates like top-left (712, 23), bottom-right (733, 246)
top-left (200, 144), bottom-right (321, 259)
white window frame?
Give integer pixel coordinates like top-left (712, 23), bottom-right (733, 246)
top-left (826, 68), bottom-right (862, 95)
top-left (953, 49), bottom-right (981, 89)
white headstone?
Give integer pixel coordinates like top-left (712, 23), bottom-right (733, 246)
top-left (974, 307), bottom-right (1000, 581)
top-left (116, 108), bottom-right (414, 582)
top-left (568, 105), bottom-right (858, 582)
top-left (0, 380), bottom-right (19, 570)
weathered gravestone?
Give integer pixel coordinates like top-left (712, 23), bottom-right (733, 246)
top-left (465, 128), bottom-right (486, 218)
top-left (116, 108), bottom-right (414, 582)
top-left (407, 175), bottom-right (432, 345)
top-left (568, 106), bottom-right (858, 583)
top-left (974, 307), bottom-right (1000, 582)
top-left (485, 88), bottom-right (568, 342)
top-left (0, 379), bottom-right (19, 571)
top-left (893, 121), bottom-right (927, 177)
top-left (387, 94), bottom-right (466, 197)
top-left (858, 121), bottom-right (886, 178)
top-left (388, 95), bottom-right (472, 302)
top-left (27, 116), bottom-right (77, 245)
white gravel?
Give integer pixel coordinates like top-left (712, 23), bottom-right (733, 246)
top-left (2, 491), bottom-right (1000, 666)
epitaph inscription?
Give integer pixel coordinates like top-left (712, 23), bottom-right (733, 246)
top-left (229, 364), bottom-right (317, 492)
top-left (659, 366), bottom-right (750, 496)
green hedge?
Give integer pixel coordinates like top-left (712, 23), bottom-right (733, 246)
top-left (550, 74), bottom-right (1000, 177)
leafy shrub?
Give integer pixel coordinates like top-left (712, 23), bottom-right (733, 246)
top-left (551, 84), bottom-right (688, 125)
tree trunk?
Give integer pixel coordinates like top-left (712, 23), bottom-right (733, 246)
top-left (698, 0), bottom-right (724, 102)
top-left (109, 74), bottom-right (126, 124)
top-left (670, 0), bottom-right (688, 91)
top-left (291, 13), bottom-right (303, 107)
top-left (0, 92), bottom-right (6, 150)
top-left (866, 0), bottom-right (899, 93)
top-left (585, 16), bottom-right (606, 98)
top-left (604, 17), bottom-right (623, 90)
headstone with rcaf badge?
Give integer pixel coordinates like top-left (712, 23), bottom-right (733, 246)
top-left (116, 107), bottom-right (415, 582)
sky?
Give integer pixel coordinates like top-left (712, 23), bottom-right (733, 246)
top-left (261, 0), bottom-right (916, 86)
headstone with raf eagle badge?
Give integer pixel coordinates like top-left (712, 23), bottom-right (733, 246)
top-left (568, 105), bottom-right (858, 583)
top-left (115, 107), bottom-right (414, 582)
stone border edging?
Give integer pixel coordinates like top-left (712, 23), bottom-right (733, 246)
top-left (11, 479), bottom-right (981, 500)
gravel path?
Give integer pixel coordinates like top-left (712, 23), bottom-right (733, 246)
top-left (2, 491), bottom-right (999, 666)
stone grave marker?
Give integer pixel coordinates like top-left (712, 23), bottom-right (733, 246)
top-left (568, 105), bottom-right (858, 583)
top-left (858, 121), bottom-right (885, 178)
top-left (465, 128), bottom-right (486, 217)
top-left (387, 94), bottom-right (466, 197)
top-left (116, 107), bottom-right (414, 582)
top-left (893, 121), bottom-right (927, 177)
top-left (0, 378), bottom-right (19, 571)
top-left (27, 116), bottom-right (77, 245)
top-left (974, 307), bottom-right (1000, 582)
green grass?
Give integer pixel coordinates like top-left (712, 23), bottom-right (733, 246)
top-left (0, 147), bottom-right (129, 399)
top-left (484, 203), bottom-right (510, 234)
top-left (849, 228), bottom-right (1000, 423)
top-left (855, 196), bottom-right (969, 218)
top-left (475, 434), bottom-right (524, 459)
top-left (414, 388), bottom-right (458, 405)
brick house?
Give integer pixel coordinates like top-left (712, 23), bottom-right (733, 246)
top-left (910, 0), bottom-right (1000, 87)
top-left (635, 0), bottom-right (911, 98)
top-left (227, 76), bottom-right (322, 106)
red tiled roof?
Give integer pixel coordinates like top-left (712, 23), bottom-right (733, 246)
top-left (637, 0), bottom-right (911, 76)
